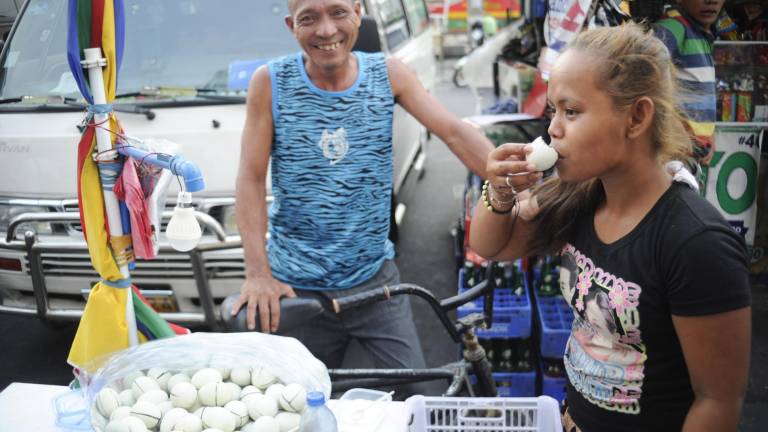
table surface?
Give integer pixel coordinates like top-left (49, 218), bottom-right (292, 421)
top-left (0, 382), bottom-right (409, 432)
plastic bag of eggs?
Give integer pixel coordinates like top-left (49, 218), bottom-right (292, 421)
top-left (91, 366), bottom-right (306, 432)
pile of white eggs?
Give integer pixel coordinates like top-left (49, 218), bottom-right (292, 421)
top-left (91, 366), bottom-right (307, 432)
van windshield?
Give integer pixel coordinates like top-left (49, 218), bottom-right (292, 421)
top-left (0, 0), bottom-right (299, 102)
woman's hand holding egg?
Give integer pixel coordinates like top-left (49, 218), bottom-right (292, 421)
top-left (486, 143), bottom-right (542, 197)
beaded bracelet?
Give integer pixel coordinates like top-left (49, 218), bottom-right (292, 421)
top-left (481, 180), bottom-right (516, 214)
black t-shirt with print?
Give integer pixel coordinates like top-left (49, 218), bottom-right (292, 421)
top-left (559, 182), bottom-right (751, 432)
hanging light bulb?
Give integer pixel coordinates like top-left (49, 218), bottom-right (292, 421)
top-left (165, 191), bottom-right (202, 251)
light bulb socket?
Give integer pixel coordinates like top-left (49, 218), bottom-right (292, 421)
top-left (176, 191), bottom-right (193, 208)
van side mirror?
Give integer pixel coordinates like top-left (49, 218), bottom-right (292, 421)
top-left (353, 15), bottom-right (381, 53)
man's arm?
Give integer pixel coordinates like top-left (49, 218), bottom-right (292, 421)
top-left (673, 307), bottom-right (751, 431)
top-left (387, 57), bottom-right (494, 178)
top-left (231, 66), bottom-right (295, 332)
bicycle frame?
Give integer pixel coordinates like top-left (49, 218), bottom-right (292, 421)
top-left (328, 276), bottom-right (501, 397)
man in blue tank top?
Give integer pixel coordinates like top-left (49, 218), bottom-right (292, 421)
top-left (230, 0), bottom-right (494, 382)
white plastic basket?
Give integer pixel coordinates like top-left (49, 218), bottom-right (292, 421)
top-left (404, 395), bottom-right (562, 432)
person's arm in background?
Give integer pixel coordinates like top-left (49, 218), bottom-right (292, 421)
top-left (230, 66), bottom-right (295, 332)
top-left (386, 57), bottom-right (494, 178)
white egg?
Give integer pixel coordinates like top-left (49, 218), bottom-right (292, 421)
top-left (130, 401), bottom-right (162, 429)
top-left (200, 406), bottom-right (236, 432)
top-left (275, 412), bottom-right (301, 432)
top-left (198, 382), bottom-right (233, 407)
top-left (526, 136), bottom-right (558, 171)
top-left (225, 382), bottom-right (241, 401)
top-left (120, 370), bottom-right (145, 390)
top-left (245, 394), bottom-right (278, 420)
top-left (94, 387), bottom-right (121, 418)
top-left (159, 407), bottom-right (190, 432)
top-left (224, 400), bottom-right (249, 428)
top-left (250, 367), bottom-right (276, 389)
top-left (131, 376), bottom-right (160, 399)
top-left (251, 416), bottom-right (279, 432)
top-left (147, 368), bottom-right (173, 391)
top-left (137, 389), bottom-right (169, 405)
top-left (278, 384), bottom-right (306, 413)
top-left (264, 384), bottom-right (284, 403)
top-left (229, 368), bottom-right (251, 387)
top-left (170, 382), bottom-right (198, 409)
top-left (174, 413), bottom-right (203, 432)
top-left (118, 389), bottom-right (136, 407)
top-left (109, 406), bottom-right (131, 422)
top-left (192, 368), bottom-right (223, 389)
top-left (239, 386), bottom-right (261, 402)
top-left (167, 373), bottom-right (192, 391)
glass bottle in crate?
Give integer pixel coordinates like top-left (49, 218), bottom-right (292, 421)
top-left (478, 338), bottom-right (496, 370)
top-left (497, 339), bottom-right (515, 372)
top-left (478, 261), bottom-right (489, 285)
top-left (537, 256), bottom-right (559, 296)
top-left (462, 260), bottom-right (475, 288)
top-left (515, 338), bottom-right (534, 372)
top-left (502, 262), bottom-right (515, 289)
top-left (543, 357), bottom-right (565, 378)
top-left (512, 266), bottom-right (526, 297)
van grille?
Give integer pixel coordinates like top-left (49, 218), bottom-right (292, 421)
top-left (62, 202), bottom-right (176, 233)
top-left (28, 252), bottom-right (245, 279)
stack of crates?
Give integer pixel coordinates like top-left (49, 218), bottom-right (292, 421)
top-left (530, 256), bottom-right (574, 404)
top-left (457, 260), bottom-right (536, 397)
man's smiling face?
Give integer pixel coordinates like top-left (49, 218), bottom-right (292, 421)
top-left (286, 0), bottom-right (361, 71)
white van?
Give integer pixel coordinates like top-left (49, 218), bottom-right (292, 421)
top-left (0, 0), bottom-right (435, 327)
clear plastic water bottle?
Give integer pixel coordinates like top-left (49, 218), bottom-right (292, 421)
top-left (299, 391), bottom-right (338, 432)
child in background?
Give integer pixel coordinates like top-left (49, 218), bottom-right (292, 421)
top-left (654, 0), bottom-right (726, 166)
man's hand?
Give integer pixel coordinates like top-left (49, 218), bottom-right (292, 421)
top-left (230, 276), bottom-right (296, 333)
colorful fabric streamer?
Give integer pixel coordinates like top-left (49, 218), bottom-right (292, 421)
top-left (114, 156), bottom-right (156, 260)
top-left (67, 0), bottom-right (186, 370)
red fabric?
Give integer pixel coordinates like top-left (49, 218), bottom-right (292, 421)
top-left (522, 72), bottom-right (548, 117)
top-left (76, 127), bottom-right (96, 242)
top-left (114, 157), bottom-right (155, 259)
top-left (90, 0), bottom-right (105, 48)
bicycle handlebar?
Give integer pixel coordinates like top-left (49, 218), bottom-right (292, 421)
top-left (332, 280), bottom-right (493, 343)
top-left (331, 285), bottom-right (391, 313)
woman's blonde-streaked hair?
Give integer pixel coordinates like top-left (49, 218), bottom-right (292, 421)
top-left (527, 22), bottom-right (693, 255)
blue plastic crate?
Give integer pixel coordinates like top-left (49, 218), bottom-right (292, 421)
top-left (534, 292), bottom-right (574, 359)
top-left (470, 371), bottom-right (537, 397)
top-left (457, 269), bottom-right (532, 338)
top-left (540, 367), bottom-right (567, 404)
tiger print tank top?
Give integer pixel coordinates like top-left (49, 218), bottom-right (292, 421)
top-left (266, 51), bottom-right (395, 290)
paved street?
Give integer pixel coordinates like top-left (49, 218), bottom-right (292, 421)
top-left (0, 60), bottom-right (767, 430)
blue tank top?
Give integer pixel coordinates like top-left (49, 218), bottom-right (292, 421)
top-left (266, 51), bottom-right (395, 290)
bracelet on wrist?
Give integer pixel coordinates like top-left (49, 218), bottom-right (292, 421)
top-left (482, 180), bottom-right (516, 214)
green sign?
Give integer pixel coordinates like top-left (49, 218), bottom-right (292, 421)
top-left (702, 126), bottom-right (765, 244)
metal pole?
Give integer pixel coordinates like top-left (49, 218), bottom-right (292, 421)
top-left (82, 47), bottom-right (138, 347)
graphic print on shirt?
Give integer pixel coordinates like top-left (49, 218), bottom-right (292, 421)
top-left (318, 128), bottom-right (349, 165)
top-left (560, 243), bottom-right (646, 414)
